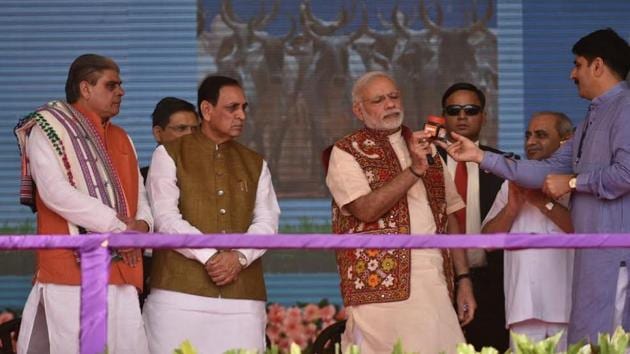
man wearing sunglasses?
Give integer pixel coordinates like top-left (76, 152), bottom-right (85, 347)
top-left (437, 82), bottom-right (510, 351)
top-left (325, 71), bottom-right (476, 354)
top-left (439, 28), bottom-right (630, 345)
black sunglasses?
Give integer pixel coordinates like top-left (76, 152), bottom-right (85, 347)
top-left (444, 104), bottom-right (482, 116)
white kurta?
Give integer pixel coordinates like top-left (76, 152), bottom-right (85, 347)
top-left (18, 126), bottom-right (152, 354)
top-left (26, 118), bottom-right (153, 233)
top-left (144, 145), bottom-right (280, 354)
top-left (326, 130), bottom-right (466, 354)
top-left (482, 181), bottom-right (574, 327)
top-left (19, 284), bottom-right (149, 354)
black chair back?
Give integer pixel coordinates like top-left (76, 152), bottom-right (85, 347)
top-left (0, 317), bottom-right (21, 354)
top-left (311, 320), bottom-right (346, 354)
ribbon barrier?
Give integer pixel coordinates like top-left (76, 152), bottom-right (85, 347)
top-left (2, 232), bottom-right (630, 354)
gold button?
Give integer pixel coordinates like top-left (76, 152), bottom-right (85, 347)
top-left (217, 190), bottom-right (224, 196)
top-left (219, 208), bottom-right (227, 215)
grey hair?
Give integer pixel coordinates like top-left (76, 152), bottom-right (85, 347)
top-left (351, 71), bottom-right (395, 103)
top-left (531, 111), bottom-right (574, 139)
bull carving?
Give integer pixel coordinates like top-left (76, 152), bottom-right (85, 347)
top-left (419, 0), bottom-right (498, 145)
top-left (197, 0), bottom-right (498, 195)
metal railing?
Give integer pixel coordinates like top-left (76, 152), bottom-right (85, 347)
top-left (1, 232), bottom-right (627, 354)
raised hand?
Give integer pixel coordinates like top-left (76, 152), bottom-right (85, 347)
top-left (507, 182), bottom-right (527, 212)
top-left (406, 130), bottom-right (432, 176)
top-left (434, 131), bottom-right (485, 163)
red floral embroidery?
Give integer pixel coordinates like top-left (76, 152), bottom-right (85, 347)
top-left (332, 126), bottom-right (454, 306)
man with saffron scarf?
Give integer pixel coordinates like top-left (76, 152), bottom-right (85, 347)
top-left (14, 54), bottom-right (152, 354)
top-left (325, 71), bottom-right (476, 354)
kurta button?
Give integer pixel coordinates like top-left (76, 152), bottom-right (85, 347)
top-left (217, 190), bottom-right (224, 196)
top-left (219, 208), bottom-right (227, 215)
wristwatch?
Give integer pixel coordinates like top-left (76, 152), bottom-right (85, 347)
top-left (236, 251), bottom-right (247, 268)
top-left (568, 175), bottom-right (577, 190)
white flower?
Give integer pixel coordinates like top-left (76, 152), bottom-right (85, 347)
top-left (364, 139), bottom-right (375, 147)
top-left (347, 266), bottom-right (353, 279)
top-left (367, 259), bottom-right (379, 271)
top-left (365, 170), bottom-right (375, 182)
top-left (354, 249), bottom-right (363, 257)
top-left (382, 274), bottom-right (394, 287)
top-left (354, 278), bottom-right (365, 289)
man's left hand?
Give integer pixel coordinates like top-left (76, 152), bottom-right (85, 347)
top-left (116, 215), bottom-right (147, 267)
top-left (206, 251), bottom-right (242, 286)
top-left (456, 278), bottom-right (476, 326)
top-left (120, 215), bottom-right (150, 233)
top-left (543, 174), bottom-right (573, 199)
top-left (117, 249), bottom-right (141, 268)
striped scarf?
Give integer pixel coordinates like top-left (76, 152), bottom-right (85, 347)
top-left (14, 100), bottom-right (128, 219)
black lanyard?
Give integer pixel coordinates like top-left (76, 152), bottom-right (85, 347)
top-left (576, 104), bottom-right (595, 163)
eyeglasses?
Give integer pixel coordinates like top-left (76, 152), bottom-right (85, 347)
top-left (364, 91), bottom-right (401, 105)
top-left (166, 124), bottom-right (199, 133)
top-left (444, 104), bottom-right (482, 116)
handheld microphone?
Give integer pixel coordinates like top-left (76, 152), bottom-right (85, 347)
top-left (423, 115), bottom-right (447, 165)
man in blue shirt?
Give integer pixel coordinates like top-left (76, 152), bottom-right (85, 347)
top-left (439, 28), bottom-right (630, 344)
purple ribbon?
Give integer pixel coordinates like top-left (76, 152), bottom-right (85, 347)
top-left (79, 238), bottom-right (109, 354)
top-left (2, 232), bottom-right (630, 354)
top-left (3, 232), bottom-right (630, 250)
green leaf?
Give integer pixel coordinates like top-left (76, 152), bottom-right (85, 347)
top-left (479, 346), bottom-right (499, 354)
top-left (610, 326), bottom-right (630, 354)
top-left (347, 344), bottom-right (360, 354)
top-left (575, 344), bottom-right (592, 354)
top-left (289, 342), bottom-right (302, 354)
top-left (566, 340), bottom-right (587, 354)
top-left (533, 331), bottom-right (563, 354)
top-left (174, 340), bottom-right (197, 354)
top-left (511, 331), bottom-right (535, 354)
top-left (392, 339), bottom-right (403, 354)
top-left (265, 344), bottom-right (279, 354)
top-left (456, 343), bottom-right (477, 354)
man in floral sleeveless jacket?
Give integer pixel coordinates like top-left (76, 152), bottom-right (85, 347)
top-left (325, 71), bottom-right (476, 354)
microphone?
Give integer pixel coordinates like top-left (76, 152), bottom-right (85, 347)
top-left (423, 115), bottom-right (447, 165)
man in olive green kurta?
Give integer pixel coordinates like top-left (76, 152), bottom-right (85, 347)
top-left (144, 75), bottom-right (280, 354)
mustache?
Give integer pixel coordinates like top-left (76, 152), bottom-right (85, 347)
top-left (382, 109), bottom-right (402, 118)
